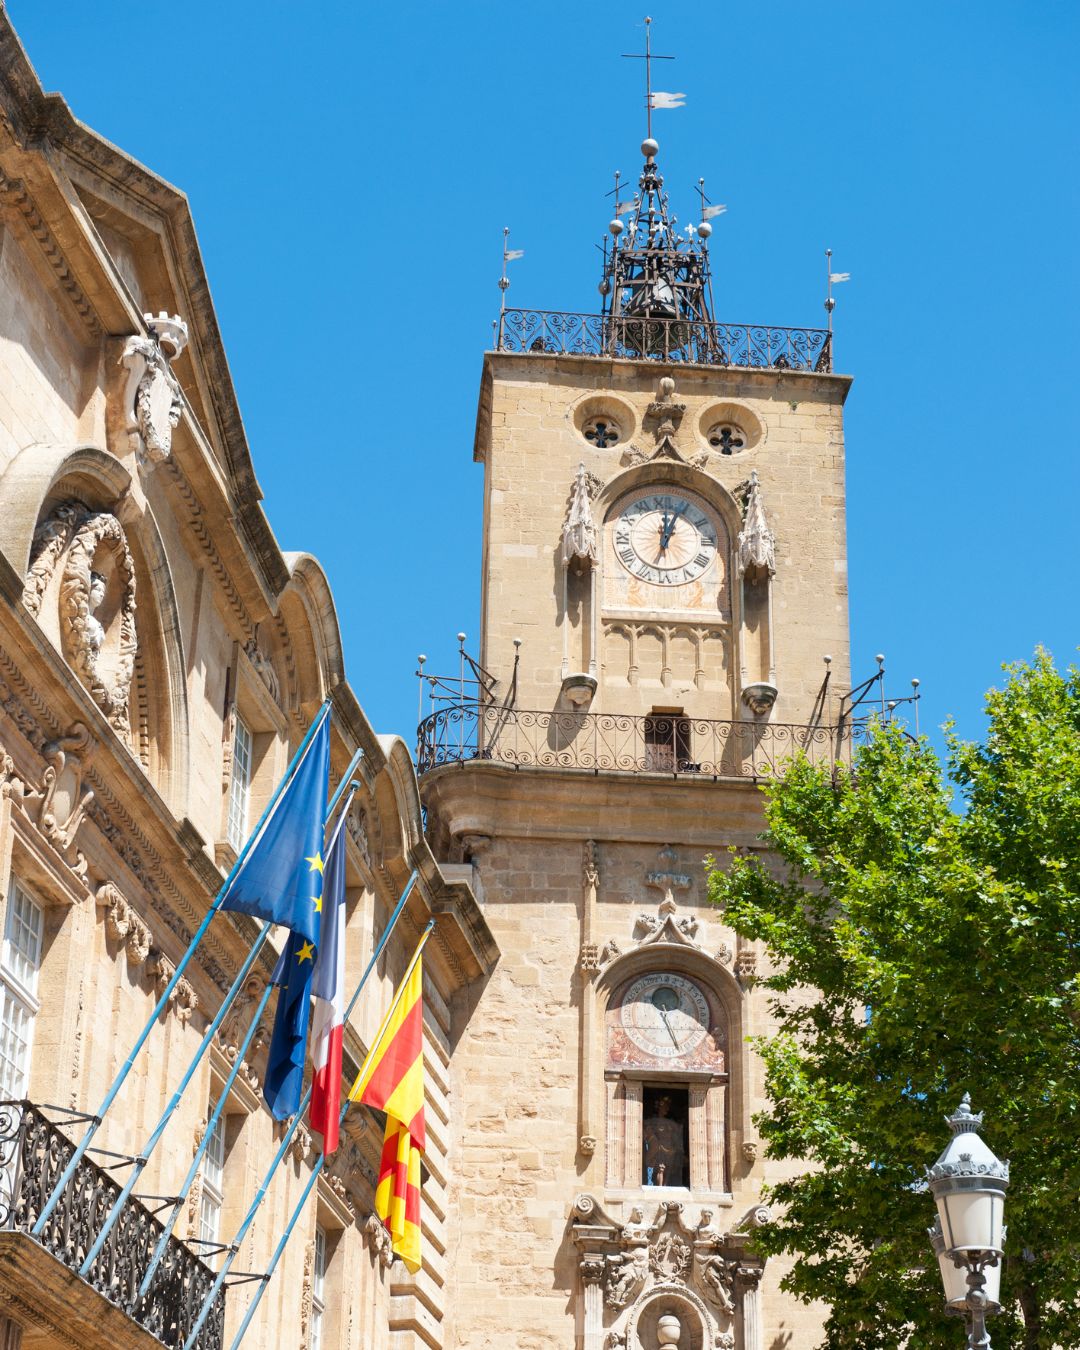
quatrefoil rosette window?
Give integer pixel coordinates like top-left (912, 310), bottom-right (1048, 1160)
top-left (583, 416), bottom-right (622, 448)
top-left (705, 423), bottom-right (745, 455)
top-left (697, 403), bottom-right (763, 459)
top-left (574, 396), bottom-right (635, 450)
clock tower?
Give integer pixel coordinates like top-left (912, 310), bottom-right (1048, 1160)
top-left (420, 70), bottom-right (852, 1350)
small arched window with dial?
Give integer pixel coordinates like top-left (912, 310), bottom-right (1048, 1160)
top-left (706, 423), bottom-right (745, 455)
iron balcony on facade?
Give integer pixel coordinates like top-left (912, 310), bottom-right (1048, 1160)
top-left (0, 1100), bottom-right (225, 1350)
top-left (494, 309), bottom-right (833, 372)
top-left (416, 704), bottom-right (860, 781)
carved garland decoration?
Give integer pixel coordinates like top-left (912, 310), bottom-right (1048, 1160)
top-left (24, 502), bottom-right (138, 741)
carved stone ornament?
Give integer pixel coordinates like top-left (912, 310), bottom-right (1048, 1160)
top-left (119, 312), bottom-right (189, 464)
top-left (580, 943), bottom-right (601, 973)
top-left (580, 1133), bottom-right (598, 1156)
top-left (244, 638), bottom-right (280, 704)
top-left (562, 463), bottom-right (599, 568)
top-left (605, 1248), bottom-right (649, 1309)
top-left (24, 502), bottom-right (138, 740)
top-left (35, 723), bottom-right (95, 861)
top-left (583, 838), bottom-right (601, 889)
top-left (573, 1196), bottom-right (766, 1350)
top-left (742, 1140), bottom-right (759, 1165)
top-left (734, 945), bottom-right (758, 987)
top-left (146, 948), bottom-right (198, 1023)
top-left (736, 471), bottom-right (775, 579)
top-left (644, 376), bottom-right (688, 461)
top-left (300, 1238), bottom-right (316, 1344)
top-left (217, 974), bottom-right (267, 1090)
top-left (364, 1212), bottom-right (394, 1267)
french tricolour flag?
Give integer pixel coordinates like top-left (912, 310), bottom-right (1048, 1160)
top-left (309, 822), bottom-right (347, 1153)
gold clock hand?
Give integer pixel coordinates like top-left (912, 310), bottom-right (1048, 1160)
top-left (658, 1007), bottom-right (680, 1049)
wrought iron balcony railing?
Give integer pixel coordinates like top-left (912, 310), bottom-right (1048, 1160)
top-left (0, 1100), bottom-right (225, 1349)
top-left (495, 309), bottom-right (833, 372)
top-left (416, 704), bottom-right (862, 780)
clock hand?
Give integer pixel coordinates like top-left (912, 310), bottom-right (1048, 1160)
top-left (658, 1007), bottom-right (681, 1049)
top-left (659, 502), bottom-right (689, 551)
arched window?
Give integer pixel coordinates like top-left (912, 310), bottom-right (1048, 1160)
top-left (604, 967), bottom-right (729, 1194)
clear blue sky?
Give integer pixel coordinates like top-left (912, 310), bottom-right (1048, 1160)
top-left (11, 2), bottom-right (1079, 757)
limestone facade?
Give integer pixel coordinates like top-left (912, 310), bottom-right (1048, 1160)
top-left (423, 326), bottom-right (852, 1343)
top-left (0, 15), bottom-right (496, 1350)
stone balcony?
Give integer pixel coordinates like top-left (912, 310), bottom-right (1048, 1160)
top-left (0, 1101), bottom-right (224, 1350)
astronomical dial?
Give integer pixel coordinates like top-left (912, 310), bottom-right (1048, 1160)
top-left (614, 492), bottom-right (718, 586)
top-left (620, 973), bottom-right (710, 1059)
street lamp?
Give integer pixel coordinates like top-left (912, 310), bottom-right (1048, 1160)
top-left (926, 1094), bottom-right (1009, 1349)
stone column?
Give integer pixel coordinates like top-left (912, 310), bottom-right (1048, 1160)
top-left (0, 1317), bottom-right (22, 1349)
top-left (605, 1077), bottom-right (622, 1188)
top-left (688, 1084), bottom-right (709, 1191)
top-left (580, 1255), bottom-right (606, 1350)
top-left (623, 1080), bottom-right (643, 1188)
top-left (706, 1079), bottom-right (727, 1192)
top-left (579, 842), bottom-right (601, 1165)
top-left (737, 1266), bottom-right (764, 1350)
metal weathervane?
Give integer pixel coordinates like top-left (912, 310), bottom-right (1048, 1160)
top-left (597, 16), bottom-right (719, 357)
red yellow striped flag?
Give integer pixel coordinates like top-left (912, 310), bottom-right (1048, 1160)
top-left (349, 930), bottom-right (429, 1272)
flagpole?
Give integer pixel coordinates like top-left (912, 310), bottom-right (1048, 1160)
top-left (32, 700), bottom-right (332, 1237)
top-left (135, 771), bottom-right (363, 1302)
top-left (226, 922), bottom-right (435, 1350)
top-left (181, 871), bottom-right (422, 1349)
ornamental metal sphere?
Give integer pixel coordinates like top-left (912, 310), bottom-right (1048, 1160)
top-left (697, 221), bottom-right (712, 239)
top-left (609, 219), bottom-right (624, 237)
top-left (641, 137), bottom-right (659, 158)
top-left (598, 279), bottom-right (611, 296)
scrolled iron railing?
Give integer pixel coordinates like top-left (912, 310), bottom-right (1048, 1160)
top-left (416, 704), bottom-right (862, 780)
top-left (495, 309), bottom-right (833, 372)
top-left (0, 1100), bottom-right (225, 1349)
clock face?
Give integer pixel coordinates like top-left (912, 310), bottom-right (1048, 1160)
top-left (614, 492), bottom-right (718, 586)
top-left (620, 973), bottom-right (710, 1060)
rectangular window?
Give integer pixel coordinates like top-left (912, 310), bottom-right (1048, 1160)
top-left (643, 711), bottom-right (692, 774)
top-left (642, 1084), bottom-right (689, 1187)
top-left (226, 715), bottom-right (253, 852)
top-left (311, 1225), bottom-right (327, 1350)
top-left (197, 1111), bottom-right (227, 1252)
top-left (0, 879), bottom-right (43, 1098)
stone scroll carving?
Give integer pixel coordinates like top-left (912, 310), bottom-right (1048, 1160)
top-left (119, 313), bottom-right (188, 464)
top-left (24, 502), bottom-right (138, 740)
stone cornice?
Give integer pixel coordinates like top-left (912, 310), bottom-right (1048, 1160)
top-left (421, 758), bottom-right (769, 849)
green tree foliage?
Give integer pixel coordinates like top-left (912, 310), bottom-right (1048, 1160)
top-left (706, 652), bottom-right (1080, 1348)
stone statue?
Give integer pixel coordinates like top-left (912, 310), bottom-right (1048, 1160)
top-left (85, 571), bottom-right (107, 654)
top-left (701, 1255), bottom-right (736, 1315)
top-left (643, 1094), bottom-right (686, 1186)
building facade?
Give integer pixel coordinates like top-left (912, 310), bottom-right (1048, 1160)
top-left (0, 12), bottom-right (863, 1350)
top-left (418, 127), bottom-right (851, 1350)
top-left (0, 15), bottom-right (496, 1350)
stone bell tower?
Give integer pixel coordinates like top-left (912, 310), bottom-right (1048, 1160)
top-left (420, 36), bottom-right (852, 1349)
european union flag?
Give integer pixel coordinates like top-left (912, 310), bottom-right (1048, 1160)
top-left (218, 710), bottom-right (330, 948)
top-left (264, 924), bottom-right (319, 1120)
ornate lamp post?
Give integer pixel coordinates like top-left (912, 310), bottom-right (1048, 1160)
top-left (926, 1094), bottom-right (1009, 1349)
